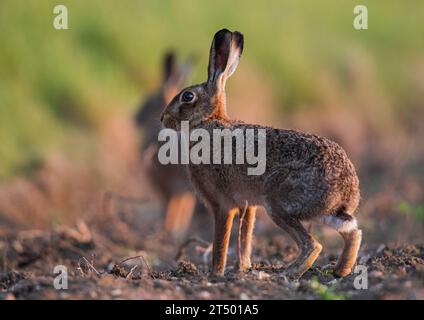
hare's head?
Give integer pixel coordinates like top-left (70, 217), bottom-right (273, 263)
top-left (135, 51), bottom-right (192, 128)
top-left (161, 29), bottom-right (243, 130)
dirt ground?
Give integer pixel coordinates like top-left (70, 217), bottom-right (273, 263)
top-left (1, 201), bottom-right (423, 300)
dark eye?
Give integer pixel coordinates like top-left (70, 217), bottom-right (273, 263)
top-left (181, 91), bottom-right (195, 103)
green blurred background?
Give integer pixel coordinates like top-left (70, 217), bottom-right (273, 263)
top-left (0, 0), bottom-right (423, 179)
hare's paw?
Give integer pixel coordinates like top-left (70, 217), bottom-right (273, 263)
top-left (235, 260), bottom-right (252, 273)
top-left (333, 264), bottom-right (355, 278)
top-left (284, 242), bottom-right (323, 280)
top-left (320, 262), bottom-right (353, 278)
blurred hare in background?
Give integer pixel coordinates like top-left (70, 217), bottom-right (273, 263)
top-left (161, 29), bottom-right (362, 279)
top-left (135, 52), bottom-right (197, 239)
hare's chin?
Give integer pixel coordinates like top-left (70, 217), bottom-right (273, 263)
top-left (161, 115), bottom-right (177, 130)
top-left (163, 120), bottom-right (180, 131)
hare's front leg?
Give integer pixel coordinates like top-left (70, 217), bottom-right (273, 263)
top-left (164, 192), bottom-right (196, 239)
top-left (236, 206), bottom-right (257, 271)
top-left (212, 207), bottom-right (238, 275)
top-left (271, 212), bottom-right (322, 280)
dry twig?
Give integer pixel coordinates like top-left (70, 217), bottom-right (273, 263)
top-left (118, 255), bottom-right (152, 277)
top-left (78, 256), bottom-right (101, 277)
top-left (126, 265), bottom-right (138, 280)
top-left (175, 236), bottom-right (211, 261)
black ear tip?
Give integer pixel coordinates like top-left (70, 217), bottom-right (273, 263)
top-left (164, 51), bottom-right (176, 64)
top-left (232, 31), bottom-right (244, 52)
top-left (213, 29), bottom-right (244, 50)
top-left (215, 28), bottom-right (231, 36)
top-left (213, 29), bottom-right (232, 51)
top-left (163, 50), bottom-right (177, 81)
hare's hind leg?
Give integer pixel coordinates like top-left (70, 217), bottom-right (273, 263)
top-left (237, 206), bottom-right (257, 271)
top-left (320, 214), bottom-right (362, 277)
top-left (212, 207), bottom-right (238, 275)
top-left (283, 219), bottom-right (322, 280)
top-left (270, 212), bottom-right (322, 280)
top-left (335, 229), bottom-right (362, 277)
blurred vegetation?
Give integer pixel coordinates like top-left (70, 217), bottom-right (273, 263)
top-left (310, 278), bottom-right (346, 300)
top-left (0, 0), bottom-right (423, 179)
top-left (398, 201), bottom-right (424, 223)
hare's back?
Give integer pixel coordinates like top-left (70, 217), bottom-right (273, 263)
top-left (263, 127), bottom-right (360, 218)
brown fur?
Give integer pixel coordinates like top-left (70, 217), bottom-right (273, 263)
top-left (135, 52), bottom-right (197, 239)
top-left (335, 229), bottom-right (362, 277)
top-left (161, 29), bottom-right (362, 279)
top-left (237, 205), bottom-right (256, 271)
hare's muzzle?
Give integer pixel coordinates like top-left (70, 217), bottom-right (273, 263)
top-left (160, 112), bottom-right (169, 124)
top-left (160, 112), bottom-right (176, 129)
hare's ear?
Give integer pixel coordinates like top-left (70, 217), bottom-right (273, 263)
top-left (207, 29), bottom-right (244, 93)
top-left (163, 55), bottom-right (194, 103)
top-left (163, 51), bottom-right (176, 83)
top-left (163, 52), bottom-right (193, 88)
top-left (177, 57), bottom-right (194, 86)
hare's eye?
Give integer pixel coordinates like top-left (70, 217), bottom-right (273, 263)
top-left (181, 91), bottom-right (195, 103)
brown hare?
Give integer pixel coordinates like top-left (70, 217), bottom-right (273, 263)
top-left (160, 29), bottom-right (362, 279)
top-left (135, 52), bottom-right (197, 239)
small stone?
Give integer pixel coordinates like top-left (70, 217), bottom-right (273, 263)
top-left (359, 254), bottom-right (371, 265)
top-left (12, 240), bottom-right (24, 253)
top-left (326, 279), bottom-right (338, 286)
top-left (258, 271), bottom-right (270, 280)
top-left (240, 293), bottom-right (250, 300)
top-left (252, 270), bottom-right (270, 280)
top-left (377, 244), bottom-right (386, 253)
top-left (198, 291), bottom-right (211, 299)
top-left (106, 263), bottom-right (115, 273)
top-left (288, 280), bottom-right (300, 290)
top-left (111, 289), bottom-right (122, 297)
top-left (278, 273), bottom-right (299, 289)
top-left (369, 270), bottom-right (384, 278)
top-left (278, 273), bottom-right (289, 284)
